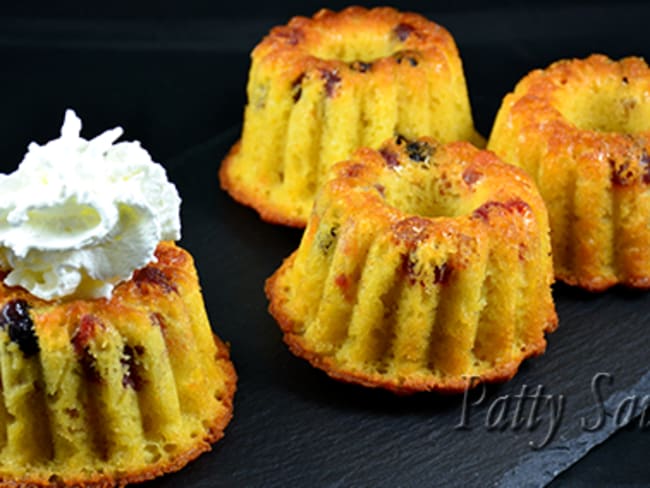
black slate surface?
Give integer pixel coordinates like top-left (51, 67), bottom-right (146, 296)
top-left (1, 2), bottom-right (649, 486)
top-left (134, 129), bottom-right (648, 487)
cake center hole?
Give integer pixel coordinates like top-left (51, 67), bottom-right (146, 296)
top-left (557, 82), bottom-right (650, 134)
top-left (378, 159), bottom-right (477, 219)
top-left (309, 27), bottom-right (406, 63)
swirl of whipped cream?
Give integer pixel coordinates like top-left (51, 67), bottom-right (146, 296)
top-left (0, 110), bottom-right (181, 300)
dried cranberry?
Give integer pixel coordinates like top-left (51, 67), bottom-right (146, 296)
top-left (320, 69), bottom-right (341, 97)
top-left (0, 299), bottom-right (39, 357)
top-left (343, 163), bottom-right (365, 178)
top-left (406, 141), bottom-right (433, 162)
top-left (71, 315), bottom-right (103, 383)
top-left (133, 266), bottom-right (177, 294)
top-left (276, 27), bottom-right (303, 46)
top-left (610, 158), bottom-right (636, 187)
top-left (504, 199), bottom-right (532, 215)
top-left (72, 315), bottom-right (100, 354)
top-left (335, 274), bottom-right (349, 290)
top-left (433, 263), bottom-right (453, 285)
top-left (1, 299), bottom-right (29, 326)
top-left (121, 345), bottom-right (144, 391)
top-left (291, 74), bottom-right (304, 103)
top-left (79, 347), bottom-right (102, 384)
top-left (518, 242), bottom-right (528, 262)
top-left (462, 167), bottom-right (483, 186)
top-left (473, 203), bottom-right (492, 222)
top-left (393, 217), bottom-right (431, 247)
top-left (400, 253), bottom-right (418, 285)
top-left (334, 274), bottom-right (354, 302)
top-left (394, 23), bottom-right (415, 41)
top-left (380, 148), bottom-right (400, 169)
top-left (64, 408), bottom-right (80, 418)
top-left (473, 199), bottom-right (531, 221)
top-left (640, 152), bottom-right (650, 184)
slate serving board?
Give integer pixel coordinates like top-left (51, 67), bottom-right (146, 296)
top-left (135, 128), bottom-right (649, 487)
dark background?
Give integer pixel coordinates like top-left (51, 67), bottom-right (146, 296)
top-left (3, 1), bottom-right (650, 167)
top-left (0, 2), bottom-right (648, 486)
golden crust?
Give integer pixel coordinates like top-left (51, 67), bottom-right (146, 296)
top-left (267, 255), bottom-right (556, 395)
top-left (266, 136), bottom-right (557, 394)
top-left (254, 6), bottom-right (456, 73)
top-left (0, 242), bottom-right (237, 487)
top-left (219, 141), bottom-right (306, 228)
top-left (488, 54), bottom-right (650, 290)
top-left (220, 6), bottom-right (481, 227)
top-left (2, 242), bottom-right (197, 311)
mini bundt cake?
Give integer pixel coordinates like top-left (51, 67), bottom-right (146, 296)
top-left (488, 54), bottom-right (650, 290)
top-left (221, 6), bottom-right (482, 227)
top-left (266, 136), bottom-right (557, 394)
top-left (0, 242), bottom-right (236, 486)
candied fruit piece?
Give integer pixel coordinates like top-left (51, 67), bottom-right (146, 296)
top-left (0, 299), bottom-right (39, 357)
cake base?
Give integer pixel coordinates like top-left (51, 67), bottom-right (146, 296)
top-left (267, 254), bottom-right (555, 395)
top-left (0, 243), bottom-right (237, 487)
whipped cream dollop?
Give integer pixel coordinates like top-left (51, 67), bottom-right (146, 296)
top-left (0, 110), bottom-right (181, 300)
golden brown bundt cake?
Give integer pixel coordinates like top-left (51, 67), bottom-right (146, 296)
top-left (0, 242), bottom-right (236, 487)
top-left (488, 54), bottom-right (650, 290)
top-left (266, 136), bottom-right (557, 394)
top-left (221, 6), bottom-right (482, 227)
